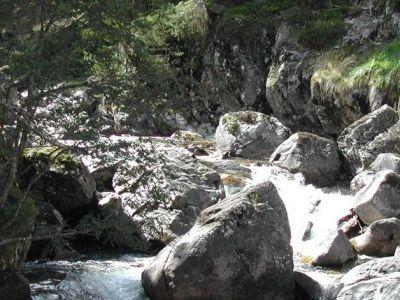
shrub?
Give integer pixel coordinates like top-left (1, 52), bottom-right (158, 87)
top-left (297, 10), bottom-right (346, 49)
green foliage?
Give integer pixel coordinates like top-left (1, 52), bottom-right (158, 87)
top-left (222, 0), bottom-right (301, 21)
top-left (297, 9), bottom-right (346, 49)
top-left (349, 40), bottom-right (400, 94)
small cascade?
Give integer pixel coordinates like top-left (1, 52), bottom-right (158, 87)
top-left (248, 164), bottom-right (355, 266)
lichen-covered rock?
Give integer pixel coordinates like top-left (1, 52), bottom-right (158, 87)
top-left (112, 144), bottom-right (225, 245)
top-left (215, 111), bottom-right (291, 159)
top-left (305, 230), bottom-right (356, 267)
top-left (335, 256), bottom-right (400, 300)
top-left (270, 132), bottom-right (340, 186)
top-left (338, 105), bottom-right (399, 174)
top-left (351, 218), bottom-right (400, 257)
top-left (354, 171), bottom-right (400, 225)
top-left (371, 153), bottom-right (400, 174)
top-left (0, 271), bottom-right (31, 300)
top-left (23, 147), bottom-right (96, 214)
top-left (142, 182), bottom-right (294, 300)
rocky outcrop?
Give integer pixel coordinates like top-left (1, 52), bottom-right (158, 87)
top-left (351, 217), bottom-right (400, 256)
top-left (270, 132), bottom-right (340, 186)
top-left (215, 111), bottom-right (291, 159)
top-left (305, 230), bottom-right (356, 267)
top-left (111, 144), bottom-right (225, 245)
top-left (23, 147), bottom-right (96, 215)
top-left (338, 105), bottom-right (399, 174)
top-left (142, 182), bottom-right (294, 300)
top-left (354, 171), bottom-right (400, 224)
top-left (0, 271), bottom-right (31, 300)
top-left (335, 256), bottom-right (400, 299)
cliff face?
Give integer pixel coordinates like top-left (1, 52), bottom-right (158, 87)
top-left (172, 0), bottom-right (400, 137)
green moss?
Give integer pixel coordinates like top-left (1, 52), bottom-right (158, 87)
top-left (23, 147), bottom-right (81, 173)
top-left (222, 112), bottom-right (259, 135)
top-left (297, 9), bottom-right (346, 49)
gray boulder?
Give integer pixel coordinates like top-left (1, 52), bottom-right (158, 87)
top-left (270, 132), bottom-right (340, 186)
top-left (294, 271), bottom-right (339, 300)
top-left (305, 230), bottom-right (356, 267)
top-left (112, 144), bottom-right (225, 245)
top-left (142, 182), bottom-right (294, 300)
top-left (351, 218), bottom-right (400, 257)
top-left (361, 121), bottom-right (400, 168)
top-left (215, 111), bottom-right (291, 159)
top-left (338, 105), bottom-right (399, 174)
top-left (354, 171), bottom-right (400, 225)
top-left (371, 153), bottom-right (400, 174)
top-left (350, 170), bottom-right (376, 193)
top-left (23, 147), bottom-right (96, 214)
top-left (336, 257), bottom-right (400, 300)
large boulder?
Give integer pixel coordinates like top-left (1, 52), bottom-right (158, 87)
top-left (294, 271), bottom-right (339, 300)
top-left (112, 144), bottom-right (225, 245)
top-left (354, 171), bottom-right (400, 224)
top-left (142, 182), bottom-right (294, 300)
top-left (215, 111), bottom-right (291, 159)
top-left (270, 132), bottom-right (340, 186)
top-left (304, 230), bottom-right (356, 267)
top-left (23, 147), bottom-right (96, 215)
top-left (351, 218), bottom-right (400, 256)
top-left (0, 271), bottom-right (31, 300)
top-left (338, 105), bottom-right (399, 174)
top-left (335, 257), bottom-right (400, 299)
top-left (371, 153), bottom-right (400, 174)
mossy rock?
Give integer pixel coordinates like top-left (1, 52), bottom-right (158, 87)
top-left (23, 147), bottom-right (81, 174)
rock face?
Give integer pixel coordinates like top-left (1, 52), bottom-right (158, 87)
top-left (0, 271), bottom-right (31, 300)
top-left (215, 111), bottom-right (291, 159)
top-left (142, 182), bottom-right (294, 300)
top-left (270, 132), bottom-right (340, 186)
top-left (371, 153), bottom-right (400, 174)
top-left (354, 171), bottom-right (400, 224)
top-left (351, 218), bottom-right (400, 256)
top-left (23, 147), bottom-right (96, 215)
top-left (112, 144), bottom-right (225, 245)
top-left (335, 257), bottom-right (400, 300)
top-left (307, 230), bottom-right (356, 267)
top-left (338, 105), bottom-right (399, 174)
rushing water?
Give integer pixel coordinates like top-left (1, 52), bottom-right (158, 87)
top-left (23, 156), bottom-right (356, 299)
top-left (22, 254), bottom-right (152, 300)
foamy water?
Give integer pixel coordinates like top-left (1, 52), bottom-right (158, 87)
top-left (249, 164), bottom-right (355, 257)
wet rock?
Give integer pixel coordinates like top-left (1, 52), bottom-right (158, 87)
top-left (306, 230), bottom-right (356, 267)
top-left (200, 159), bottom-right (252, 179)
top-left (354, 171), bottom-right (400, 224)
top-left (142, 182), bottom-right (294, 300)
top-left (335, 256), bottom-right (400, 299)
top-left (170, 130), bottom-right (213, 149)
top-left (350, 170), bottom-right (375, 193)
top-left (338, 105), bottom-right (399, 174)
top-left (351, 218), bottom-right (400, 256)
top-left (0, 271), bottom-right (31, 300)
top-left (395, 246), bottom-right (400, 257)
top-left (371, 153), bottom-right (400, 174)
top-left (112, 145), bottom-right (225, 245)
top-left (220, 173), bottom-right (246, 196)
top-left (215, 111), bottom-right (291, 159)
top-left (270, 132), bottom-right (340, 186)
top-left (302, 221), bottom-right (313, 241)
top-left (23, 147), bottom-right (96, 215)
